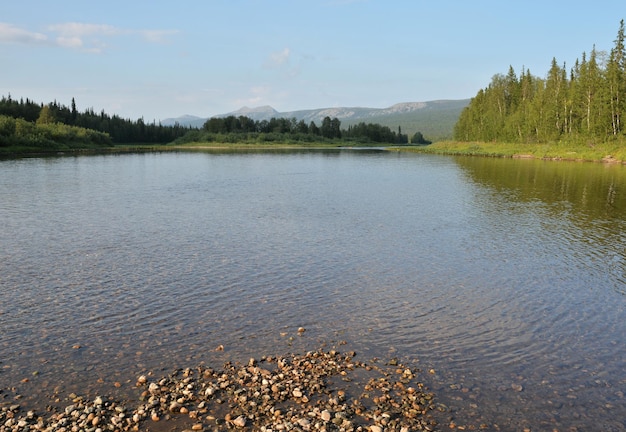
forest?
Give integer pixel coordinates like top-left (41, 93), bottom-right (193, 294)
top-left (0, 95), bottom-right (429, 152)
top-left (174, 114), bottom-right (426, 145)
top-left (455, 20), bottom-right (626, 144)
top-left (0, 96), bottom-right (191, 149)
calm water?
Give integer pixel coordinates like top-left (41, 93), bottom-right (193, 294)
top-left (1, 150), bottom-right (625, 431)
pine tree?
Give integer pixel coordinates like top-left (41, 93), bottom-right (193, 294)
top-left (607, 19), bottom-right (625, 135)
top-left (71, 97), bottom-right (78, 123)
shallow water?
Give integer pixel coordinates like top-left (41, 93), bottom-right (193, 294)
top-left (1, 150), bottom-right (625, 431)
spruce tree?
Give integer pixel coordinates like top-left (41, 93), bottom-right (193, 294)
top-left (607, 19), bottom-right (625, 135)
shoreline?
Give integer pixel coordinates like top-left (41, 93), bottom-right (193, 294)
top-left (0, 348), bottom-right (449, 432)
top-left (4, 140), bottom-right (626, 165)
top-left (397, 140), bottom-right (626, 164)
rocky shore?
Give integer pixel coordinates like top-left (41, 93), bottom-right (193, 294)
top-left (1, 349), bottom-right (440, 432)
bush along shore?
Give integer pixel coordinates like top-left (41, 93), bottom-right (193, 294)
top-left (0, 348), bottom-right (443, 432)
top-left (403, 140), bottom-right (626, 163)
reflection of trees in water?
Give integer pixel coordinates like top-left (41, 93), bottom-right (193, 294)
top-left (454, 156), bottom-right (626, 218)
top-left (453, 156), bottom-right (626, 296)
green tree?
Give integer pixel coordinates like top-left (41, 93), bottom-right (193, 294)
top-left (607, 19), bottom-right (626, 135)
top-left (542, 58), bottom-right (568, 139)
top-left (330, 118), bottom-right (341, 139)
top-left (204, 117), bottom-right (226, 133)
top-left (573, 48), bottom-right (605, 136)
top-left (320, 116), bottom-right (341, 138)
top-left (453, 20), bottom-right (626, 144)
top-left (71, 97), bottom-right (78, 123)
top-left (411, 131), bottom-right (431, 144)
top-left (36, 104), bottom-right (56, 125)
top-left (296, 119), bottom-right (309, 134)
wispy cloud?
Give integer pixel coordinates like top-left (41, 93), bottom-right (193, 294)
top-left (262, 47), bottom-right (303, 80)
top-left (234, 85), bottom-right (271, 107)
top-left (139, 29), bottom-right (179, 44)
top-left (264, 47), bottom-right (291, 68)
top-left (48, 23), bottom-right (122, 38)
top-left (47, 23), bottom-right (124, 53)
top-left (0, 22), bottom-right (179, 53)
top-left (0, 23), bottom-right (48, 45)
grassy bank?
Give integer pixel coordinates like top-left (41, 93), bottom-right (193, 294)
top-left (167, 141), bottom-right (344, 149)
top-left (8, 139), bottom-right (626, 163)
top-left (401, 140), bottom-right (626, 163)
top-left (0, 140), bottom-right (382, 158)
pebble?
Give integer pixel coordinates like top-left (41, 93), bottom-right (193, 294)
top-left (512, 383), bottom-right (524, 392)
top-left (0, 348), bottom-right (438, 432)
top-left (232, 415), bottom-right (247, 427)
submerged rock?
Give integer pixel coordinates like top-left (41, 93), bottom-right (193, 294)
top-left (0, 348), bottom-right (439, 431)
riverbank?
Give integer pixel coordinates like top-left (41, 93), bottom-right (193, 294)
top-left (0, 348), bottom-right (447, 432)
top-left (5, 139), bottom-right (626, 164)
top-left (0, 142), bottom-right (361, 158)
top-left (399, 140), bottom-right (626, 163)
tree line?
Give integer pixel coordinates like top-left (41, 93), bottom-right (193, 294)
top-left (0, 95), bottom-right (191, 145)
top-left (203, 115), bottom-right (342, 138)
top-left (1, 94), bottom-right (431, 148)
top-left (455, 20), bottom-right (626, 144)
top-left (0, 113), bottom-right (112, 149)
top-left (175, 115), bottom-right (424, 144)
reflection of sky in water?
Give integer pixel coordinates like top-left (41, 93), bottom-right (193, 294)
top-left (0, 151), bottom-right (625, 430)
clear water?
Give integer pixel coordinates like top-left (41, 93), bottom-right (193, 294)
top-left (1, 150), bottom-right (625, 431)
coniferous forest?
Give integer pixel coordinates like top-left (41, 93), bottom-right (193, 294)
top-left (0, 96), bottom-right (192, 149)
top-left (173, 115), bottom-right (412, 145)
top-left (455, 20), bottom-right (626, 144)
top-left (0, 96), bottom-right (420, 151)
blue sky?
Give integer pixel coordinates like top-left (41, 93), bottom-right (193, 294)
top-left (1, 1), bottom-right (624, 121)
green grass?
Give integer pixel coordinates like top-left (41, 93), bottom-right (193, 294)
top-left (400, 140), bottom-right (626, 163)
top-left (0, 140), bottom-right (395, 158)
top-left (167, 141), bottom-right (343, 149)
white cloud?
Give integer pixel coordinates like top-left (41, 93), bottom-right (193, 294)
top-left (0, 22), bottom-right (178, 53)
top-left (233, 85), bottom-right (271, 107)
top-left (46, 23), bottom-right (124, 53)
top-left (56, 36), bottom-right (83, 49)
top-left (264, 47), bottom-right (290, 68)
top-left (0, 23), bottom-right (48, 45)
top-left (262, 47), bottom-right (303, 80)
top-left (139, 29), bottom-right (179, 43)
top-left (47, 23), bottom-right (122, 38)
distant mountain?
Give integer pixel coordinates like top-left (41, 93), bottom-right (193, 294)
top-left (161, 99), bottom-right (470, 140)
top-left (160, 114), bottom-right (205, 127)
top-left (224, 105), bottom-right (279, 120)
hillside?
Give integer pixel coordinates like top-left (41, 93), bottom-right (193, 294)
top-left (162, 99), bottom-right (470, 141)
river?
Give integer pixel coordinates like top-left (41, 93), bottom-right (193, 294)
top-left (1, 149), bottom-right (625, 431)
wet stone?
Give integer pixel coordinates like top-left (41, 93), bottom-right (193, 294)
top-left (0, 347), bottom-right (438, 432)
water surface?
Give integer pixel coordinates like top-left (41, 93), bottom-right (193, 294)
top-left (1, 150), bottom-right (625, 431)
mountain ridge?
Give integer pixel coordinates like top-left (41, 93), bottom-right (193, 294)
top-left (161, 99), bottom-right (470, 140)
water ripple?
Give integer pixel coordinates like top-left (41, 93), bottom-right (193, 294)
top-left (1, 152), bottom-right (625, 431)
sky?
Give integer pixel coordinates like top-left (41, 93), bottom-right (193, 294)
top-left (1, 1), bottom-right (625, 122)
